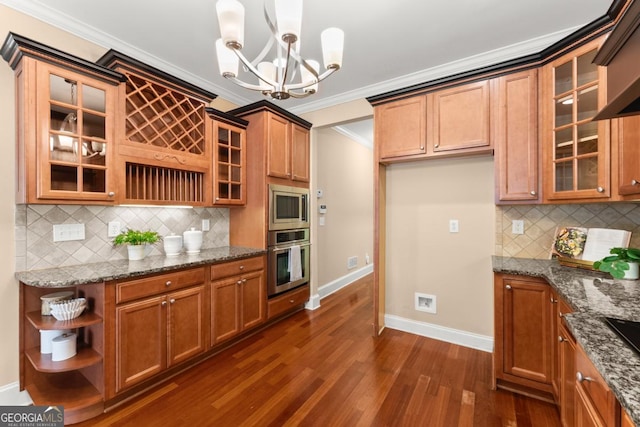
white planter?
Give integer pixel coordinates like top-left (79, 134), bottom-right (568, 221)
top-left (623, 262), bottom-right (640, 280)
top-left (127, 244), bottom-right (148, 261)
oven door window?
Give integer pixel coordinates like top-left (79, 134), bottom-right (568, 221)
top-left (275, 194), bottom-right (300, 220)
top-left (275, 247), bottom-right (307, 286)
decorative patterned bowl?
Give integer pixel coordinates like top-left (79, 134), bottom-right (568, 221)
top-left (49, 298), bottom-right (87, 321)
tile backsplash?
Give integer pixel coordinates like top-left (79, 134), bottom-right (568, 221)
top-left (496, 203), bottom-right (640, 259)
top-left (15, 204), bottom-right (229, 271)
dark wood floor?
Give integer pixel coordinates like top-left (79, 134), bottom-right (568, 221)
top-left (78, 274), bottom-right (561, 426)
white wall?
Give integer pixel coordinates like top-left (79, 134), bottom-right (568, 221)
top-left (385, 156), bottom-right (495, 337)
top-left (314, 127), bottom-right (373, 289)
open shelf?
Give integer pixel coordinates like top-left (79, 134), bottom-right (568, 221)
top-left (26, 346), bottom-right (103, 373)
top-left (25, 370), bottom-right (104, 425)
top-left (26, 310), bottom-right (102, 330)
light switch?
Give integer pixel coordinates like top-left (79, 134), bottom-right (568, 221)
top-left (449, 219), bottom-right (459, 233)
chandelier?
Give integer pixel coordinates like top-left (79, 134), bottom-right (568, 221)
top-left (214, 0), bottom-right (344, 100)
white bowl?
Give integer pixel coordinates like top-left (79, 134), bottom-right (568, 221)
top-left (50, 298), bottom-right (87, 321)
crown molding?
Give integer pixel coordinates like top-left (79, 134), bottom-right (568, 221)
top-left (332, 126), bottom-right (373, 150)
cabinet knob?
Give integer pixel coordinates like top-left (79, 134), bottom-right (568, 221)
top-left (550, 297), bottom-right (557, 304)
top-left (559, 312), bottom-right (564, 318)
top-left (596, 186), bottom-right (605, 193)
top-left (165, 281), bottom-right (172, 287)
top-left (170, 298), bottom-right (175, 304)
top-left (242, 279), bottom-right (247, 284)
top-left (237, 280), bottom-right (242, 285)
top-left (108, 191), bottom-right (115, 197)
top-left (558, 336), bottom-right (565, 342)
top-left (216, 197), bottom-right (220, 201)
top-left (161, 301), bottom-right (167, 306)
top-left (434, 143), bottom-right (440, 148)
top-left (576, 372), bottom-right (593, 383)
top-left (505, 285), bottom-right (512, 290)
top-left (239, 265), bottom-right (244, 270)
top-left (420, 146), bottom-right (425, 150)
top-left (632, 180), bottom-right (639, 186)
top-left (289, 299), bottom-right (295, 304)
top-left (530, 190), bottom-right (537, 196)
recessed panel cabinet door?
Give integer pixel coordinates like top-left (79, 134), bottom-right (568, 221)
top-left (375, 96), bottom-right (427, 161)
top-left (167, 286), bottom-right (205, 366)
top-left (240, 270), bottom-right (266, 330)
top-left (116, 296), bottom-right (166, 392)
top-left (267, 113), bottom-right (291, 179)
top-left (211, 276), bottom-right (241, 344)
top-left (291, 123), bottom-right (310, 183)
top-left (431, 80), bottom-right (491, 153)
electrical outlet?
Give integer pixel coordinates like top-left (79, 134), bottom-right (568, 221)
top-left (512, 220), bottom-right (524, 235)
top-left (415, 292), bottom-right (437, 314)
top-left (202, 219), bottom-right (210, 231)
top-left (53, 223), bottom-right (85, 242)
top-left (108, 221), bottom-right (121, 238)
top-left (347, 256), bottom-right (358, 269)
top-left (449, 219), bottom-right (459, 233)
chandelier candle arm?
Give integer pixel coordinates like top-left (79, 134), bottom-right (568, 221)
top-left (214, 0), bottom-right (344, 100)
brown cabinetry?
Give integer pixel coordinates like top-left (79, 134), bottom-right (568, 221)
top-left (493, 69), bottom-right (540, 203)
top-left (114, 268), bottom-right (205, 393)
top-left (19, 282), bottom-right (106, 424)
top-left (541, 36), bottom-right (612, 202)
top-left (493, 274), bottom-right (553, 398)
top-left (210, 256), bottom-right (266, 345)
top-left (267, 283), bottom-right (310, 320)
top-left (575, 343), bottom-right (620, 426)
top-left (616, 115), bottom-right (640, 197)
top-left (207, 108), bottom-right (248, 205)
top-left (97, 51), bottom-right (216, 206)
top-left (2, 33), bottom-right (123, 204)
top-left (375, 96), bottom-right (427, 161)
top-left (430, 80), bottom-right (491, 154)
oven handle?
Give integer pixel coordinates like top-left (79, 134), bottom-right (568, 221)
top-left (271, 242), bottom-right (311, 252)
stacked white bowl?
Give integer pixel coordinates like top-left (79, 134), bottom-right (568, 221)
top-left (49, 297), bottom-right (87, 321)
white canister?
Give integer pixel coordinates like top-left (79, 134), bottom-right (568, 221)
top-left (183, 228), bottom-right (203, 254)
top-left (51, 332), bottom-right (77, 361)
top-left (163, 234), bottom-right (183, 256)
top-left (40, 329), bottom-right (71, 354)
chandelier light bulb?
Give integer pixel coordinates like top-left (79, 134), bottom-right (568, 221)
top-left (216, 0), bottom-right (245, 49)
top-left (215, 38), bottom-right (239, 77)
top-left (321, 27), bottom-right (344, 69)
top-left (258, 61), bottom-right (277, 91)
top-left (275, 0), bottom-right (303, 43)
top-left (300, 60), bottom-right (319, 93)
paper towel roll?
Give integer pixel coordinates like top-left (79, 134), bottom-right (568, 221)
top-left (51, 332), bottom-right (77, 361)
top-left (40, 329), bottom-right (70, 354)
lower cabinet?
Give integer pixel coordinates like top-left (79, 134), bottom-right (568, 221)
top-left (268, 284), bottom-right (310, 320)
top-left (493, 274), bottom-right (553, 397)
top-left (113, 267), bottom-right (206, 393)
top-left (210, 255), bottom-right (266, 345)
top-left (558, 302), bottom-right (576, 427)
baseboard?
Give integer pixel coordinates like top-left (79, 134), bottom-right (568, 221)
top-left (305, 293), bottom-right (321, 310)
top-left (318, 264), bottom-right (374, 300)
top-left (384, 314), bottom-right (494, 353)
top-left (0, 382), bottom-right (32, 406)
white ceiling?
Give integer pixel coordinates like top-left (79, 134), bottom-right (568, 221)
top-left (0, 0), bottom-right (614, 117)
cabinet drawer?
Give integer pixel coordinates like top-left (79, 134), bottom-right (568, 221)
top-left (116, 268), bottom-right (205, 304)
top-left (576, 344), bottom-right (616, 424)
top-left (211, 256), bottom-right (265, 279)
top-left (268, 285), bottom-right (309, 319)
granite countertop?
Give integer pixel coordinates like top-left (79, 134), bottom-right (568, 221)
top-left (493, 256), bottom-right (640, 425)
top-left (15, 246), bottom-right (267, 287)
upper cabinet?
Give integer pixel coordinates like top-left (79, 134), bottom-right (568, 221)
top-left (230, 100), bottom-right (312, 186)
top-left (373, 80), bottom-right (493, 164)
top-left (375, 96), bottom-right (427, 161)
top-left (206, 108), bottom-right (248, 206)
top-left (541, 37), bottom-right (612, 202)
top-left (616, 115), bottom-right (640, 197)
top-left (97, 51), bottom-right (217, 206)
top-left (1, 33), bottom-right (124, 204)
top-left (429, 80), bottom-right (491, 155)
top-left (493, 69), bottom-right (540, 203)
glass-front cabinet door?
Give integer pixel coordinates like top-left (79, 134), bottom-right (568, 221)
top-left (213, 121), bottom-right (246, 205)
top-left (543, 37), bottom-right (610, 201)
top-left (38, 63), bottom-right (116, 201)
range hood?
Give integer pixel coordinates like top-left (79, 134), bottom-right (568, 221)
top-left (594, 0), bottom-right (640, 120)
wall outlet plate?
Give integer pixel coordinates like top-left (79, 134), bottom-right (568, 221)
top-left (512, 220), bottom-right (524, 235)
top-left (415, 292), bottom-right (437, 314)
top-left (53, 223), bottom-right (85, 242)
top-left (108, 221), bottom-right (121, 238)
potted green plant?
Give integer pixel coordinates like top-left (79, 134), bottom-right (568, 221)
top-left (593, 247), bottom-right (640, 280)
top-left (113, 228), bottom-right (161, 260)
